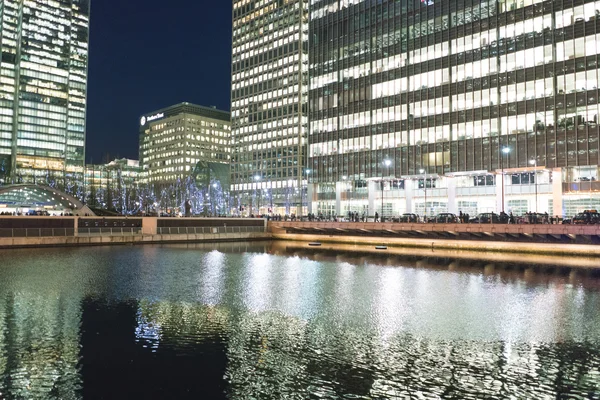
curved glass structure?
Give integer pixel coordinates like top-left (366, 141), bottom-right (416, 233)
top-left (0, 184), bottom-right (91, 214)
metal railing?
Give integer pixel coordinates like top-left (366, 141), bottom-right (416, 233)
top-left (0, 225), bottom-right (266, 238)
top-left (0, 228), bottom-right (76, 238)
top-left (156, 226), bottom-right (265, 235)
top-left (78, 228), bottom-right (143, 236)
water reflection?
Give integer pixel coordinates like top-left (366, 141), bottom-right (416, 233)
top-left (0, 244), bottom-right (599, 399)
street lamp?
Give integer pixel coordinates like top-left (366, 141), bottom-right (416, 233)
top-left (342, 175), bottom-right (348, 215)
top-left (501, 146), bottom-right (511, 213)
top-left (382, 159), bottom-right (392, 222)
top-left (419, 168), bottom-right (427, 220)
top-left (529, 159), bottom-right (538, 213)
top-left (254, 175), bottom-right (261, 215)
top-left (298, 168), bottom-right (311, 219)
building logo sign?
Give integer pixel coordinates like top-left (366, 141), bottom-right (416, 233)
top-left (140, 113), bottom-right (165, 126)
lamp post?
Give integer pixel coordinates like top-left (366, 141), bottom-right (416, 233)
top-left (254, 175), bottom-right (261, 215)
top-left (382, 159), bottom-right (391, 222)
top-left (304, 169), bottom-right (311, 218)
top-left (501, 147), bottom-right (511, 213)
top-left (419, 169), bottom-right (427, 220)
top-left (342, 175), bottom-right (348, 216)
top-left (529, 159), bottom-right (538, 213)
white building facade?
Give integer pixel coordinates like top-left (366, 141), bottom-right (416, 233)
top-left (230, 0), bottom-right (309, 216)
top-left (308, 0), bottom-right (600, 219)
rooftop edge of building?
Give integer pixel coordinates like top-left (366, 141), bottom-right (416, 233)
top-left (140, 102), bottom-right (231, 126)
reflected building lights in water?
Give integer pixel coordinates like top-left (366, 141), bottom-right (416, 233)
top-left (0, 245), bottom-right (600, 398)
top-left (375, 267), bottom-right (407, 342)
top-left (331, 262), bottom-right (359, 325)
top-left (135, 304), bottom-right (162, 350)
top-left (0, 290), bottom-right (82, 399)
top-left (199, 251), bottom-right (226, 306)
top-left (244, 253), bottom-right (275, 312)
top-left (280, 256), bottom-right (319, 319)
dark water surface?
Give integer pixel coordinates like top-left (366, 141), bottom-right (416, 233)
top-left (0, 242), bottom-right (600, 399)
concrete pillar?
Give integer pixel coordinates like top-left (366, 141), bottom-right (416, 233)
top-left (495, 173), bottom-right (503, 212)
top-left (552, 168), bottom-right (563, 218)
top-left (307, 183), bottom-right (315, 214)
top-left (405, 179), bottom-right (414, 213)
top-left (335, 181), bottom-right (343, 216)
top-left (142, 217), bottom-right (157, 235)
top-left (447, 177), bottom-right (457, 214)
top-left (74, 217), bottom-right (78, 237)
top-left (368, 180), bottom-right (377, 217)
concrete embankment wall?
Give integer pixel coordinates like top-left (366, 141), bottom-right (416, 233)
top-left (0, 232), bottom-right (270, 249)
top-left (0, 217), bottom-right (270, 249)
top-left (271, 233), bottom-right (600, 257)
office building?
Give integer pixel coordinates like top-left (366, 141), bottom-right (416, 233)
top-left (139, 102), bottom-right (231, 184)
top-left (0, 0), bottom-right (90, 188)
top-left (308, 0), bottom-right (600, 218)
top-left (85, 158), bottom-right (141, 211)
top-left (231, 0), bottom-right (309, 216)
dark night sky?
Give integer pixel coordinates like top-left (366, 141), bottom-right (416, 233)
top-left (85, 0), bottom-right (233, 163)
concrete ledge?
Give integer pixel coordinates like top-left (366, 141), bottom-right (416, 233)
top-left (0, 232), bottom-right (271, 249)
top-left (274, 241), bottom-right (600, 270)
top-left (272, 233), bottom-right (600, 257)
top-left (270, 221), bottom-right (600, 236)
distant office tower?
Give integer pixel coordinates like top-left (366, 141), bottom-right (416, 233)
top-left (0, 0), bottom-right (90, 188)
top-left (139, 102), bottom-right (231, 184)
top-left (309, 0), bottom-right (600, 219)
top-left (230, 0), bottom-right (309, 216)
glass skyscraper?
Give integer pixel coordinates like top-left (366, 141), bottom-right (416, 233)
top-left (231, 0), bottom-right (309, 216)
top-left (308, 0), bottom-right (600, 218)
top-left (0, 0), bottom-right (89, 189)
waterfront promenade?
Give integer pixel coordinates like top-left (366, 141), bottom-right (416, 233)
top-left (0, 217), bottom-right (269, 248)
top-left (270, 220), bottom-right (600, 257)
top-left (2, 217), bottom-right (600, 257)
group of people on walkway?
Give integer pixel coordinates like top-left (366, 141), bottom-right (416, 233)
top-left (282, 210), bottom-right (558, 224)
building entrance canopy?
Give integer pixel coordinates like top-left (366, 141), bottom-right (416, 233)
top-left (0, 185), bottom-right (94, 216)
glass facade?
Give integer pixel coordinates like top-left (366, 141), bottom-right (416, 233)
top-left (139, 103), bottom-right (231, 185)
top-left (231, 0), bottom-right (309, 216)
top-left (308, 0), bottom-right (600, 218)
top-left (0, 0), bottom-right (89, 187)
